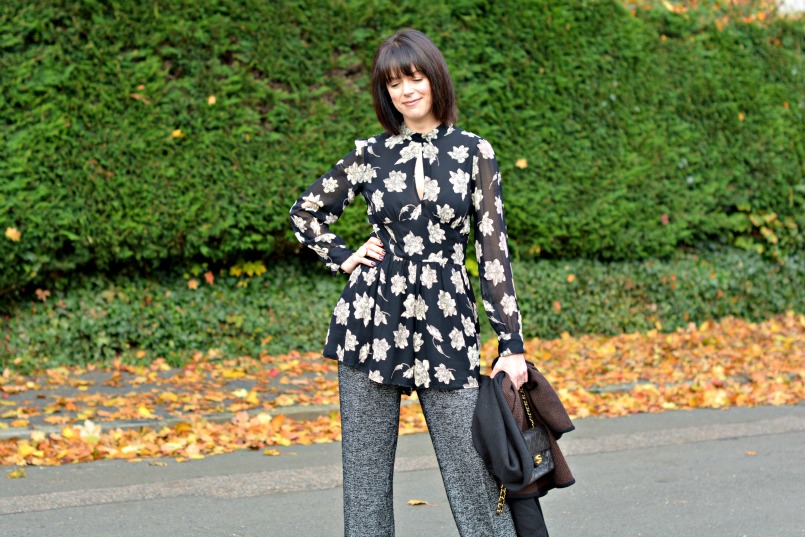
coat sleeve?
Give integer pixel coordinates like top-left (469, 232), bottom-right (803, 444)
top-left (289, 141), bottom-right (373, 274)
top-left (472, 138), bottom-right (524, 357)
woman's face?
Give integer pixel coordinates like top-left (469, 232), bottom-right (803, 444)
top-left (386, 67), bottom-right (437, 130)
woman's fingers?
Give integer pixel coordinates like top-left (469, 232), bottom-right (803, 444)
top-left (491, 354), bottom-right (527, 388)
top-left (358, 238), bottom-right (385, 262)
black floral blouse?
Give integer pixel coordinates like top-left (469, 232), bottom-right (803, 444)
top-left (289, 124), bottom-right (524, 390)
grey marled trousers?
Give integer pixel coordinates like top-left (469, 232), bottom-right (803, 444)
top-left (339, 364), bottom-right (517, 537)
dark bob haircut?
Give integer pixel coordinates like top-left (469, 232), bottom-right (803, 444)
top-left (372, 29), bottom-right (457, 135)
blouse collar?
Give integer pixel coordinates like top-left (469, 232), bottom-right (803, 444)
top-left (400, 123), bottom-right (449, 142)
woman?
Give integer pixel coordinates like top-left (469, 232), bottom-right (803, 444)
top-left (290, 29), bottom-right (529, 537)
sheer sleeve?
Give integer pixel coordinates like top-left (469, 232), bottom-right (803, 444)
top-left (471, 138), bottom-right (525, 356)
top-left (289, 141), bottom-right (374, 274)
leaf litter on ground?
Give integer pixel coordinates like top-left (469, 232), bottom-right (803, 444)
top-left (1, 312), bottom-right (802, 468)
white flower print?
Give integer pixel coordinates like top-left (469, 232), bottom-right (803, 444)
top-left (468, 344), bottom-right (481, 369)
top-left (422, 143), bottom-right (438, 163)
top-left (499, 232), bottom-right (509, 257)
top-left (397, 142), bottom-right (421, 164)
top-left (402, 294), bottom-right (428, 320)
top-left (371, 190), bottom-right (384, 212)
top-left (451, 269), bottom-right (465, 292)
top-left (300, 194), bottom-right (323, 211)
top-left (362, 267), bottom-right (377, 286)
top-left (324, 213), bottom-right (338, 225)
top-left (449, 169), bottom-right (470, 198)
top-left (403, 231), bottom-right (424, 256)
top-left (478, 139), bottom-right (495, 159)
top-left (358, 343), bottom-right (371, 363)
top-left (408, 262), bottom-right (417, 283)
top-left (391, 274), bottom-right (407, 295)
top-left (425, 251), bottom-right (448, 266)
top-left (414, 359), bottom-right (431, 388)
top-left (422, 176), bottom-right (439, 201)
top-left (427, 220), bottom-right (445, 244)
top-left (291, 215), bottom-right (308, 233)
top-left (399, 204), bottom-right (422, 221)
top-left (434, 363), bottom-right (456, 384)
top-left (449, 327), bottom-right (465, 350)
top-left (451, 243), bottom-right (464, 265)
top-left (311, 245), bottom-right (329, 261)
top-left (385, 133), bottom-right (406, 148)
top-left (472, 187), bottom-right (483, 211)
top-left (348, 267), bottom-right (362, 287)
top-left (437, 290), bottom-right (457, 317)
top-left (484, 259), bottom-right (507, 286)
top-left (314, 233), bottom-right (336, 244)
top-left (395, 363), bottom-right (415, 379)
top-left (345, 329), bottom-right (358, 352)
top-left (413, 332), bottom-right (424, 352)
top-left (495, 195), bottom-right (504, 215)
top-left (374, 304), bottom-right (389, 326)
top-left (353, 293), bottom-right (375, 326)
top-left (461, 315), bottom-right (475, 336)
top-left (372, 338), bottom-right (391, 361)
top-left (501, 293), bottom-right (517, 316)
top-left (420, 265), bottom-right (438, 289)
top-left (322, 177), bottom-right (339, 193)
top-left (475, 240), bottom-right (484, 262)
top-left (334, 298), bottom-right (350, 325)
top-left (436, 204), bottom-right (455, 224)
top-left (385, 171), bottom-right (407, 192)
top-left (463, 377), bottom-right (479, 389)
top-left (483, 299), bottom-right (498, 321)
top-left (393, 323), bottom-right (409, 349)
top-left (448, 145), bottom-right (469, 163)
top-left (345, 162), bottom-right (376, 184)
top-left (336, 344), bottom-right (344, 361)
top-left (425, 325), bottom-right (443, 344)
top-left (478, 211), bottom-right (494, 237)
top-left (460, 217), bottom-right (471, 235)
top-left (368, 370), bottom-right (384, 383)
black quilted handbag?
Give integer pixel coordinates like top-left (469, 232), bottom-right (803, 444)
top-left (519, 388), bottom-right (554, 485)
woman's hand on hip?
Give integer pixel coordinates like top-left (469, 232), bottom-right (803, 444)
top-left (340, 236), bottom-right (385, 274)
top-left (490, 353), bottom-right (527, 389)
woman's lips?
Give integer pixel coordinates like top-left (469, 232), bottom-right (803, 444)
top-left (403, 98), bottom-right (421, 106)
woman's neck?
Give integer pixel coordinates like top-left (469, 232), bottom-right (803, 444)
top-left (404, 118), bottom-right (440, 134)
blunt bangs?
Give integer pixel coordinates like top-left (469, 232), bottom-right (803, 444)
top-left (375, 47), bottom-right (424, 86)
top-left (372, 29), bottom-right (457, 135)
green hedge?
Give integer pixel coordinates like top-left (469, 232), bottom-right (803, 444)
top-left (1, 0), bottom-right (803, 294)
top-left (2, 248), bottom-right (802, 372)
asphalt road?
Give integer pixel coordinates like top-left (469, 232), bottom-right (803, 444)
top-left (2, 405), bottom-right (804, 537)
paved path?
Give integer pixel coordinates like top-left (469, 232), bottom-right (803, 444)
top-left (2, 404), bottom-right (804, 537)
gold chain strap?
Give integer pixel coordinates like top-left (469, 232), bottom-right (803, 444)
top-left (496, 484), bottom-right (507, 515)
top-left (519, 388), bottom-right (536, 428)
top-left (496, 388), bottom-right (536, 515)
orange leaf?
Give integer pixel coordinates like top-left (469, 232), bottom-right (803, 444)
top-left (5, 227), bottom-right (21, 242)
